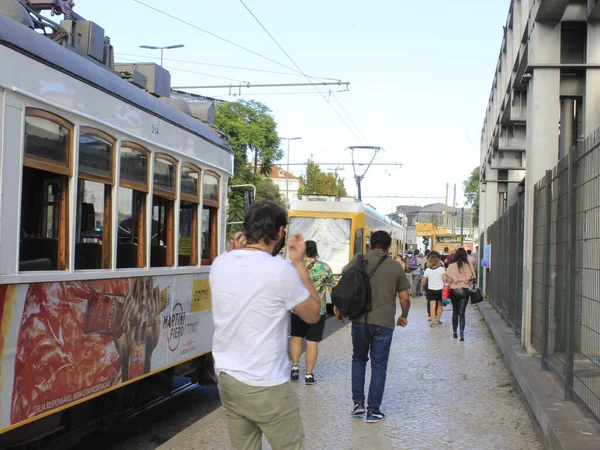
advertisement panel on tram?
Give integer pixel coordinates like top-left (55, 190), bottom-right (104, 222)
top-left (0, 275), bottom-right (213, 432)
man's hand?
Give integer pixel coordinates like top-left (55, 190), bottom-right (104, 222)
top-left (333, 305), bottom-right (345, 324)
top-left (229, 232), bottom-right (247, 251)
top-left (397, 315), bottom-right (408, 327)
top-left (287, 233), bottom-right (306, 264)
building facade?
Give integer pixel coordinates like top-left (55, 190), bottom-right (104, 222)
top-left (480, 0), bottom-right (600, 351)
top-left (268, 164), bottom-right (300, 207)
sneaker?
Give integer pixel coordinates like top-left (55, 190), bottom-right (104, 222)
top-left (305, 374), bottom-right (316, 385)
top-left (366, 410), bottom-right (385, 423)
top-left (351, 402), bottom-right (366, 417)
top-left (290, 366), bottom-right (299, 382)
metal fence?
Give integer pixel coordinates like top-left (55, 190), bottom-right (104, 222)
top-left (486, 195), bottom-right (524, 335)
top-left (529, 130), bottom-right (600, 420)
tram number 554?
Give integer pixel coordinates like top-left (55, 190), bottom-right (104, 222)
top-left (151, 124), bottom-right (160, 136)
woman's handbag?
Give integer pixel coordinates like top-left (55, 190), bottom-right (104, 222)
top-left (442, 283), bottom-right (451, 300)
top-left (469, 283), bottom-right (483, 304)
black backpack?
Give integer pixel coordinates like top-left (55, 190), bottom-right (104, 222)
top-left (332, 254), bottom-right (388, 319)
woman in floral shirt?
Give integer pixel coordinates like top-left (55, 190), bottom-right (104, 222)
top-left (289, 240), bottom-right (335, 384)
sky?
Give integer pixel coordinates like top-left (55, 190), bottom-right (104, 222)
top-left (72, 0), bottom-right (510, 214)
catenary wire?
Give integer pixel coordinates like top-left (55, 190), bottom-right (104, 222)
top-left (211, 89), bottom-right (349, 97)
top-left (237, 0), bottom-right (368, 145)
top-left (115, 52), bottom-right (339, 81)
top-left (133, 0), bottom-right (309, 75)
top-left (115, 57), bottom-right (247, 83)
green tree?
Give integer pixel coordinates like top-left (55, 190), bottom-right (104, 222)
top-left (215, 100), bottom-right (283, 237)
top-left (214, 99), bottom-right (281, 180)
top-left (463, 166), bottom-right (480, 226)
top-left (297, 159), bottom-right (348, 198)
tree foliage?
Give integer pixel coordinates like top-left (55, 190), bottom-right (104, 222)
top-left (297, 159), bottom-right (348, 198)
top-left (214, 99), bottom-right (282, 181)
top-left (463, 166), bottom-right (480, 226)
top-left (214, 99), bottom-right (285, 238)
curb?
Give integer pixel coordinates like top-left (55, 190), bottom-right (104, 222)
top-left (478, 301), bottom-right (600, 450)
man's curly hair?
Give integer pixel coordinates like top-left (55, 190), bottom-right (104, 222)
top-left (243, 200), bottom-right (288, 245)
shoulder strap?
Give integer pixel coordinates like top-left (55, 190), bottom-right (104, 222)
top-left (368, 255), bottom-right (388, 279)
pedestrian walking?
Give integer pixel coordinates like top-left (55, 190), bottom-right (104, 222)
top-left (210, 200), bottom-right (321, 450)
top-left (290, 240), bottom-right (335, 385)
top-left (408, 249), bottom-right (423, 296)
top-left (334, 231), bottom-right (411, 423)
top-left (445, 247), bottom-right (476, 341)
top-left (421, 251), bottom-right (446, 326)
top-left (467, 249), bottom-right (478, 278)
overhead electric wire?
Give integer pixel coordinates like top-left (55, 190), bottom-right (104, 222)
top-left (331, 93), bottom-right (369, 144)
top-left (133, 0), bottom-right (307, 75)
top-left (237, 0), bottom-right (368, 145)
top-left (115, 57), bottom-right (247, 83)
top-left (115, 52), bottom-right (338, 81)
top-left (212, 89), bottom-right (349, 97)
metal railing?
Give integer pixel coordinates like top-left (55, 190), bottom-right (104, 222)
top-left (486, 195), bottom-right (524, 335)
top-left (529, 130), bottom-right (600, 420)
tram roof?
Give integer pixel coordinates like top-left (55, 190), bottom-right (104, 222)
top-left (289, 199), bottom-right (401, 227)
top-left (0, 14), bottom-right (232, 154)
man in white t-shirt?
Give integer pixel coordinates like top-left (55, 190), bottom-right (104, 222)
top-left (210, 200), bottom-right (321, 450)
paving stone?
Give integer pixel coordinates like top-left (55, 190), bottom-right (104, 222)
top-left (160, 298), bottom-right (543, 449)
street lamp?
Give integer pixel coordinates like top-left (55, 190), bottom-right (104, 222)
top-left (139, 44), bottom-right (184, 66)
top-left (280, 137), bottom-right (301, 206)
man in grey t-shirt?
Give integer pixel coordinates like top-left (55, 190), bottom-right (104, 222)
top-left (334, 231), bottom-right (411, 423)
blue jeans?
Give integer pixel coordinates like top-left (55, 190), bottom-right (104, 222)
top-left (351, 322), bottom-right (394, 411)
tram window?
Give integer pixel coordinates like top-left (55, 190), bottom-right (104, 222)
top-left (151, 155), bottom-right (176, 268)
top-left (76, 131), bottom-right (113, 270)
top-left (201, 173), bottom-right (219, 265)
top-left (179, 165), bottom-right (200, 266)
top-left (117, 144), bottom-right (149, 268)
top-left (24, 115), bottom-right (69, 166)
top-left (201, 206), bottom-right (217, 264)
top-left (20, 110), bottom-right (72, 272)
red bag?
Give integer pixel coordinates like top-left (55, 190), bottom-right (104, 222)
top-left (442, 284), bottom-right (451, 300)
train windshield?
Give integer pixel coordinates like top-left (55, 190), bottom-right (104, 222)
top-left (289, 217), bottom-right (351, 275)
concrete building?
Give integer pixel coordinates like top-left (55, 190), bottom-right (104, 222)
top-left (267, 164), bottom-right (300, 207)
top-left (480, 0), bottom-right (600, 351)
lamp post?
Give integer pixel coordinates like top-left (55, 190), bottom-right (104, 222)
top-left (280, 137), bottom-right (301, 206)
top-left (139, 44), bottom-right (185, 66)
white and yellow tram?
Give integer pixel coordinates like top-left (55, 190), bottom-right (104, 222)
top-left (288, 199), bottom-right (405, 276)
top-left (0, 4), bottom-right (231, 446)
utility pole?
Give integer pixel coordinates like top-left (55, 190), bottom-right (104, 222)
top-left (444, 183), bottom-right (449, 227)
top-left (453, 184), bottom-right (457, 232)
top-left (460, 206), bottom-right (465, 245)
top-left (281, 137), bottom-right (301, 206)
top-left (346, 146), bottom-right (384, 201)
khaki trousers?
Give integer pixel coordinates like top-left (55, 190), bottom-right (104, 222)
top-left (218, 372), bottom-right (305, 450)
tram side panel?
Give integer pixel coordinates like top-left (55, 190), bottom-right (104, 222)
top-left (0, 273), bottom-right (213, 435)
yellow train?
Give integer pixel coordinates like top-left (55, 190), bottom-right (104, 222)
top-left (287, 199), bottom-right (405, 276)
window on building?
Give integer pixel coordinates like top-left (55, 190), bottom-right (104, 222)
top-left (179, 165), bottom-right (200, 266)
top-left (19, 109), bottom-right (72, 271)
top-left (202, 173), bottom-right (219, 265)
top-left (117, 144), bottom-right (148, 268)
top-left (151, 155), bottom-right (177, 267)
top-left (75, 129), bottom-right (114, 270)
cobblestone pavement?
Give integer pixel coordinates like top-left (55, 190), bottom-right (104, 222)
top-left (159, 299), bottom-right (543, 450)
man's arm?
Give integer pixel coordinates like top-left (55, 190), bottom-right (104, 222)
top-left (396, 289), bottom-right (410, 327)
